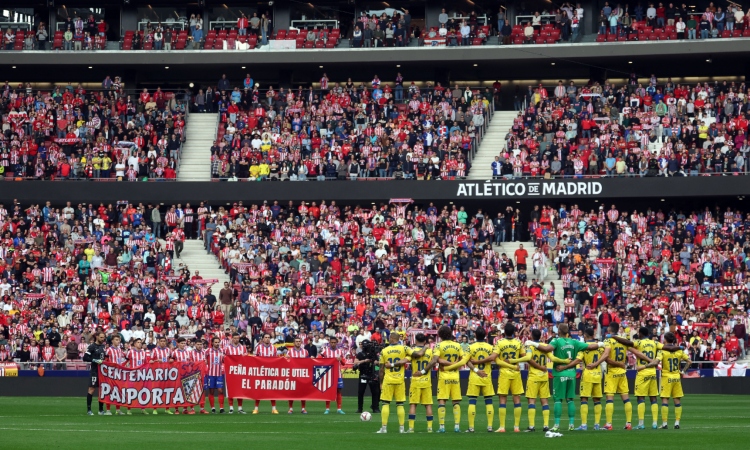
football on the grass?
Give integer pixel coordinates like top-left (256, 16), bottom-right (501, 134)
top-left (360, 411), bottom-right (372, 421)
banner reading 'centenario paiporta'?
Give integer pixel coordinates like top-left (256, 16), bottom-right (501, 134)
top-left (98, 361), bottom-right (207, 408)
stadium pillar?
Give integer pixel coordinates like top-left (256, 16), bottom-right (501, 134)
top-left (434, 68), bottom-right (450, 89)
top-left (589, 66), bottom-right (607, 85)
top-left (279, 69), bottom-right (294, 89)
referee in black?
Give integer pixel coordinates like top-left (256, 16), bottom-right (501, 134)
top-left (83, 331), bottom-right (107, 415)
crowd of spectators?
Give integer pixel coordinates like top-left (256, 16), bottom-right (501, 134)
top-left (597, 2), bottom-right (748, 39)
top-left (2, 197), bottom-right (747, 370)
top-left (0, 77), bottom-right (187, 180)
top-left (204, 74), bottom-right (490, 180)
top-left (491, 76), bottom-right (749, 178)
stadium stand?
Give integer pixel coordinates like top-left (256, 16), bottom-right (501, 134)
top-left (0, 81), bottom-right (187, 180)
top-left (486, 79), bottom-right (749, 178)
top-left (205, 79), bottom-right (492, 180)
top-left (1, 199), bottom-right (748, 368)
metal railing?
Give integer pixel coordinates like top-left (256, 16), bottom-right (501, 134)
top-left (515, 14), bottom-right (558, 25)
top-left (290, 19), bottom-right (339, 29)
top-left (137, 20), bottom-right (185, 31)
top-left (208, 20), bottom-right (241, 31)
top-left (0, 22), bottom-right (32, 31)
top-left (450, 14), bottom-right (489, 25)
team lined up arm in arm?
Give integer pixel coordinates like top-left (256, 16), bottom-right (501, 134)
top-left (471, 351), bottom-right (519, 371)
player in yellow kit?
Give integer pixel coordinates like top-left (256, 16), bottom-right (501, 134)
top-left (523, 329), bottom-right (570, 432)
top-left (435, 325), bottom-right (469, 433)
top-left (377, 332), bottom-right (417, 434)
top-left (407, 333), bottom-right (437, 433)
top-left (657, 332), bottom-right (690, 429)
top-left (574, 327), bottom-right (606, 431)
top-left (471, 323), bottom-right (529, 433)
top-left (617, 326), bottom-right (681, 429)
top-left (603, 322), bottom-right (633, 430)
top-left (464, 328), bottom-right (495, 432)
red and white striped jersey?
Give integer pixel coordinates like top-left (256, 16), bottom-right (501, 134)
top-left (106, 346), bottom-right (126, 364)
top-left (171, 348), bottom-right (194, 362)
top-left (126, 349), bottom-right (148, 368)
top-left (42, 345), bottom-right (55, 361)
top-left (320, 346), bottom-right (345, 375)
top-left (254, 343), bottom-right (278, 357)
top-left (206, 348), bottom-right (225, 376)
top-left (287, 347), bottom-right (309, 358)
top-left (223, 344), bottom-right (246, 356)
top-left (191, 348), bottom-right (207, 362)
top-left (150, 346), bottom-right (172, 363)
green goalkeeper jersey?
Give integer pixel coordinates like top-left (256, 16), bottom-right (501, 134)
top-left (549, 337), bottom-right (590, 377)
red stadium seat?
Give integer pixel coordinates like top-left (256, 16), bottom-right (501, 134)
top-left (472, 38), bottom-right (483, 45)
top-left (596, 34), bottom-right (606, 42)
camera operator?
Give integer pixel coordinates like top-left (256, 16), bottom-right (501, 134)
top-left (354, 340), bottom-right (381, 414)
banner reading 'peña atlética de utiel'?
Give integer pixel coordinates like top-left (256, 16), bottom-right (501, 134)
top-left (224, 355), bottom-right (339, 401)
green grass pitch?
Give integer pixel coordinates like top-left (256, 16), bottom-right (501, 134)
top-left (1, 395), bottom-right (748, 449)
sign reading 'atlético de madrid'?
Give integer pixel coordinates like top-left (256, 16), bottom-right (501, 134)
top-left (456, 180), bottom-right (604, 198)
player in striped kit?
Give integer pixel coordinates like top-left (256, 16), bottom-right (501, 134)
top-left (224, 334), bottom-right (248, 414)
top-left (206, 337), bottom-right (227, 414)
top-left (253, 333), bottom-right (279, 414)
top-left (191, 340), bottom-right (209, 414)
top-left (172, 337), bottom-right (196, 414)
top-left (125, 338), bottom-right (149, 415)
top-left (149, 336), bottom-right (174, 415)
top-left (286, 336), bottom-right (309, 414)
top-left (320, 336), bottom-right (346, 415)
top-left (104, 335), bottom-right (125, 415)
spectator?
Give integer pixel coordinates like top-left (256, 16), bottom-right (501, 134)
top-left (237, 12), bottom-right (248, 36)
top-left (686, 15), bottom-right (697, 39)
top-left (36, 23), bottom-right (49, 50)
top-left (63, 26), bottom-right (73, 50)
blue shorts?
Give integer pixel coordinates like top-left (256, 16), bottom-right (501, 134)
top-left (337, 378), bottom-right (344, 389)
top-left (205, 375), bottom-right (225, 390)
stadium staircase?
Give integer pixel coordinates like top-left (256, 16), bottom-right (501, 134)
top-left (173, 239), bottom-right (231, 290)
top-left (468, 111), bottom-right (516, 180)
top-left (177, 113), bottom-right (218, 181)
top-left (493, 240), bottom-right (564, 307)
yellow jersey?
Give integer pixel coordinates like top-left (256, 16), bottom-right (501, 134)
top-left (633, 339), bottom-right (663, 376)
top-left (526, 346), bottom-right (551, 382)
top-left (410, 346), bottom-right (434, 389)
top-left (658, 349), bottom-right (690, 379)
top-left (493, 338), bottom-right (525, 380)
top-left (577, 343), bottom-right (605, 384)
top-left (605, 337), bottom-right (628, 375)
top-left (467, 342), bottom-right (494, 386)
top-left (435, 340), bottom-right (464, 381)
top-left (379, 344), bottom-right (413, 385)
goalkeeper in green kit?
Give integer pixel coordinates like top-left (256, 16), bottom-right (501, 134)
top-left (528, 324), bottom-right (605, 431)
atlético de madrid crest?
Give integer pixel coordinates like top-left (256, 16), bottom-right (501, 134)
top-left (312, 365), bottom-right (333, 393)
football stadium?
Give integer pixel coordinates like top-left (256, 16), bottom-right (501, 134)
top-left (1, 1), bottom-right (750, 448)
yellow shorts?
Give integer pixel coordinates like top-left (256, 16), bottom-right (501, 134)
top-left (409, 385), bottom-right (433, 405)
top-left (381, 383), bottom-right (406, 403)
top-left (634, 373), bottom-right (659, 397)
top-left (604, 373), bottom-right (629, 395)
top-left (659, 377), bottom-right (684, 399)
top-left (497, 377), bottom-right (524, 396)
top-left (437, 378), bottom-right (462, 401)
top-left (525, 379), bottom-right (550, 399)
top-left (466, 383), bottom-right (495, 397)
top-left (580, 381), bottom-right (603, 398)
